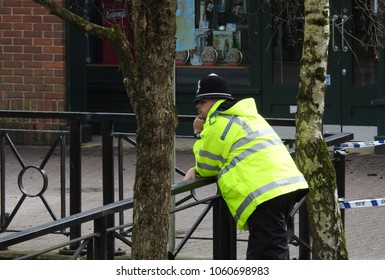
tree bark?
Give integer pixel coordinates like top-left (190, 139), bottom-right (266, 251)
top-left (296, 0), bottom-right (348, 259)
top-left (33, 0), bottom-right (178, 259)
top-left (129, 0), bottom-right (178, 260)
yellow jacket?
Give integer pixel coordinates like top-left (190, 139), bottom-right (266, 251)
top-left (193, 98), bottom-right (308, 230)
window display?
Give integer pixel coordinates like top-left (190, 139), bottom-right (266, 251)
top-left (176, 0), bottom-right (250, 67)
top-left (85, 0), bottom-right (251, 71)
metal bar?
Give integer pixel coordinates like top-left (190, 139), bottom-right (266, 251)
top-left (213, 196), bottom-right (237, 260)
top-left (40, 195), bottom-right (58, 221)
top-left (38, 135), bottom-right (62, 169)
top-left (60, 135), bottom-right (66, 219)
top-left (298, 198), bottom-right (311, 259)
top-left (117, 136), bottom-right (124, 233)
top-left (69, 119), bottom-right (82, 250)
top-left (334, 150), bottom-right (346, 227)
top-left (3, 194), bottom-right (27, 230)
top-left (0, 132), bottom-right (5, 229)
top-left (102, 120), bottom-right (115, 259)
top-left (5, 133), bottom-right (26, 168)
top-left (0, 110), bottom-right (136, 122)
top-left (0, 197), bottom-right (134, 249)
top-left (94, 217), bottom-right (108, 260)
top-left (332, 15), bottom-right (339, 51)
top-left (15, 233), bottom-right (98, 260)
top-left (171, 201), bottom-right (214, 259)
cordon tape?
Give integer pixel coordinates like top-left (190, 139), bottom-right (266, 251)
top-left (335, 140), bottom-right (385, 209)
top-left (339, 198), bottom-right (385, 209)
top-left (338, 140), bottom-right (385, 149)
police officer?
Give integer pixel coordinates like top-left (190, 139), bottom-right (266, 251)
top-left (183, 73), bottom-right (309, 260)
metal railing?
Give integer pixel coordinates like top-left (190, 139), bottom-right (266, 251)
top-left (0, 110), bottom-right (353, 259)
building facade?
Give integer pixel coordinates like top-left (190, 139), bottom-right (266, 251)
top-left (0, 0), bottom-right (66, 135)
top-left (1, 0), bottom-right (384, 142)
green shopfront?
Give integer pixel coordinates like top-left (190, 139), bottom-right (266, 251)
top-left (67, 0), bottom-right (385, 141)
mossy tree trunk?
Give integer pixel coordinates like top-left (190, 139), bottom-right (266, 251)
top-left (33, 0), bottom-right (178, 259)
top-left (295, 0), bottom-right (348, 259)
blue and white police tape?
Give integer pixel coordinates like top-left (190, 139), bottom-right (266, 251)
top-left (339, 198), bottom-right (385, 209)
top-left (337, 140), bottom-right (385, 149)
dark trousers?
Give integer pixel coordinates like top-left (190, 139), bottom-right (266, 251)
top-left (246, 191), bottom-right (303, 260)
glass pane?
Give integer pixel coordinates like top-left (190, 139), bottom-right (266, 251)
top-left (271, 0), bottom-right (304, 85)
top-left (176, 0), bottom-right (250, 68)
top-left (351, 0), bottom-right (378, 86)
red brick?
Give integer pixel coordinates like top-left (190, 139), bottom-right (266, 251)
top-left (3, 30), bottom-right (23, 37)
top-left (4, 75), bottom-right (23, 83)
top-left (13, 7), bottom-right (33, 15)
top-left (44, 46), bottom-right (64, 53)
top-left (24, 61), bottom-right (44, 68)
top-left (4, 60), bottom-right (23, 68)
top-left (14, 68), bottom-right (33, 76)
top-left (24, 92), bottom-right (46, 99)
top-left (10, 100), bottom-right (24, 110)
top-left (34, 84), bottom-right (55, 92)
top-left (23, 15), bottom-right (43, 23)
top-left (24, 45), bottom-right (42, 53)
top-left (23, 30), bottom-right (43, 38)
top-left (33, 53), bottom-right (53, 61)
top-left (0, 22), bottom-right (13, 30)
top-left (25, 76), bottom-right (44, 84)
top-left (14, 83), bottom-right (34, 92)
top-left (44, 61), bottom-right (65, 69)
top-left (3, 45), bottom-right (23, 52)
top-left (43, 16), bottom-right (62, 24)
top-left (3, 1), bottom-right (22, 8)
top-left (2, 15), bottom-right (22, 22)
top-left (13, 38), bottom-right (33, 45)
top-left (33, 38), bottom-right (53, 45)
top-left (33, 23), bottom-right (52, 31)
top-left (13, 22), bottom-right (33, 30)
top-left (34, 69), bottom-right (54, 76)
top-left (0, 53), bottom-right (13, 60)
top-left (13, 53), bottom-right (34, 61)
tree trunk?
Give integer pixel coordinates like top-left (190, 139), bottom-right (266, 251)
top-left (296, 0), bottom-right (348, 259)
top-left (33, 0), bottom-right (178, 259)
top-left (128, 0), bottom-right (178, 260)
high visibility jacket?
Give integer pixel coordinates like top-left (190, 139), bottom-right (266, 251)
top-left (193, 98), bottom-right (308, 230)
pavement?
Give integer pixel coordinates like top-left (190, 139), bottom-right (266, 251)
top-left (0, 135), bottom-right (385, 260)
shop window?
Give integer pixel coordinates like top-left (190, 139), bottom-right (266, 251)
top-left (176, 0), bottom-right (250, 68)
top-left (85, 0), bottom-right (133, 65)
top-left (270, 0), bottom-right (304, 85)
top-left (85, 1), bottom-right (251, 69)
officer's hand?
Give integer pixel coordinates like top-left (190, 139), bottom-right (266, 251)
top-left (182, 167), bottom-right (197, 181)
top-left (193, 117), bottom-right (204, 134)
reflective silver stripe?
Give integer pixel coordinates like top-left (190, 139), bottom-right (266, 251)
top-left (231, 128), bottom-right (279, 153)
top-left (218, 138), bottom-right (284, 180)
top-left (234, 176), bottom-right (307, 223)
top-left (197, 149), bottom-right (226, 172)
top-left (197, 161), bottom-right (221, 172)
top-left (198, 149), bottom-right (226, 163)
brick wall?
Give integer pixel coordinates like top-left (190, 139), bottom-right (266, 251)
top-left (0, 0), bottom-right (66, 143)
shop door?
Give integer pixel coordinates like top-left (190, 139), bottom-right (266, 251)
top-left (261, 0), bottom-right (379, 128)
top-left (326, 0), bottom-right (378, 127)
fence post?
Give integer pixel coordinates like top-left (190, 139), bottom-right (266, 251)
top-left (298, 201), bottom-right (310, 259)
top-left (69, 119), bottom-right (82, 250)
top-left (213, 196), bottom-right (237, 259)
top-left (94, 216), bottom-right (108, 260)
top-left (102, 120), bottom-right (115, 259)
top-left (334, 150), bottom-right (346, 227)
